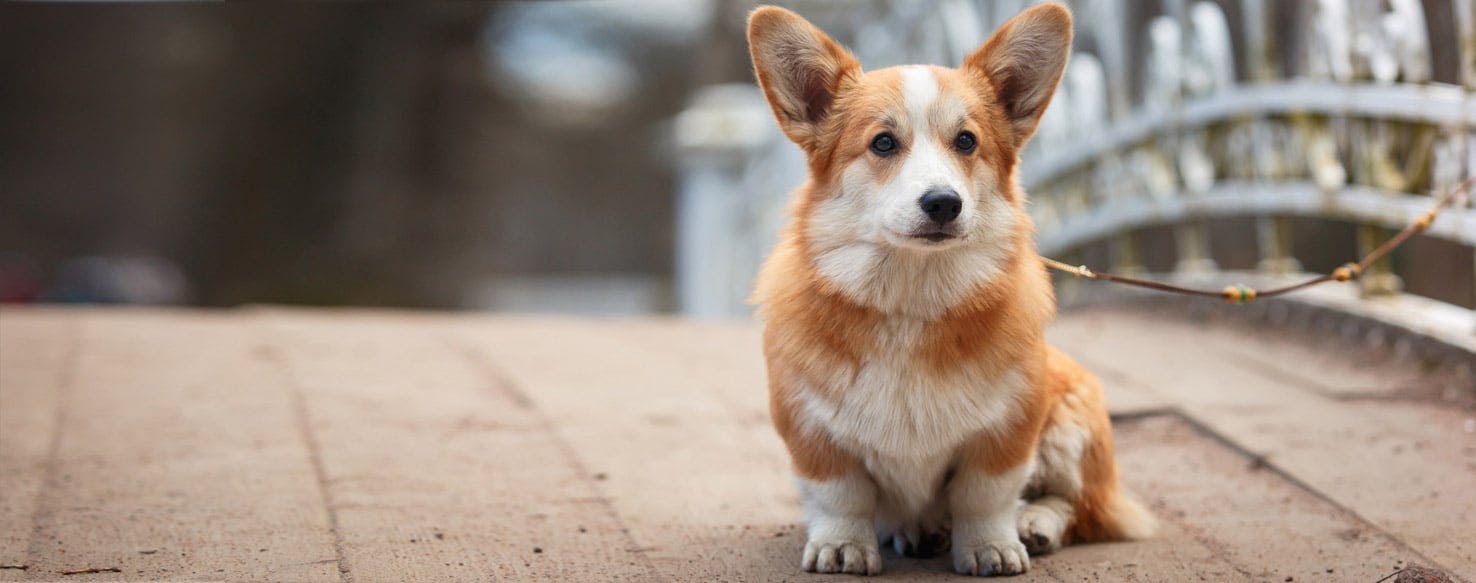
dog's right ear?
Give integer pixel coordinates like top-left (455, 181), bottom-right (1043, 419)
top-left (747, 6), bottom-right (860, 150)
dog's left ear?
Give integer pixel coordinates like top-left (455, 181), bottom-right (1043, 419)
top-left (748, 6), bottom-right (861, 151)
top-left (963, 3), bottom-right (1073, 149)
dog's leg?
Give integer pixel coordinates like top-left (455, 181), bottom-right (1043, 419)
top-left (770, 382), bottom-right (884, 575)
top-left (1018, 415), bottom-right (1088, 555)
top-left (949, 462), bottom-right (1033, 576)
top-left (799, 471), bottom-right (883, 575)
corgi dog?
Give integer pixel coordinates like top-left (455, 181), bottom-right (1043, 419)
top-left (747, 3), bottom-right (1155, 577)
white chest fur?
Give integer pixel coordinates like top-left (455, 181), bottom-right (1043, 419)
top-left (793, 317), bottom-right (1028, 517)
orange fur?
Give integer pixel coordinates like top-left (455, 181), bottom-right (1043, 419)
top-left (768, 371), bottom-right (861, 481)
top-left (1036, 347), bottom-right (1136, 543)
top-left (1044, 346), bottom-right (1152, 543)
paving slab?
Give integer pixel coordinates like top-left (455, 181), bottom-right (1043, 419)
top-left (1106, 415), bottom-right (1418, 582)
top-left (6, 310), bottom-right (339, 581)
top-left (264, 310), bottom-right (656, 582)
top-left (454, 316), bottom-right (801, 581)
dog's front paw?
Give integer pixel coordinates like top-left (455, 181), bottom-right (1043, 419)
top-left (802, 538), bottom-right (882, 575)
top-left (953, 538), bottom-right (1029, 576)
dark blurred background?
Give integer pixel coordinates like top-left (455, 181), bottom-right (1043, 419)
top-left (0, 1), bottom-right (757, 311)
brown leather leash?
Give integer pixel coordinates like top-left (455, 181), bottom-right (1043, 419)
top-left (1041, 177), bottom-right (1474, 304)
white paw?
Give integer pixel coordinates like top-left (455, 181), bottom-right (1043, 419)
top-left (802, 538), bottom-right (883, 575)
top-left (953, 538), bottom-right (1029, 577)
top-left (1016, 504), bottom-right (1065, 555)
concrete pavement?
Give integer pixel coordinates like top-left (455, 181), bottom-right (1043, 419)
top-left (0, 307), bottom-right (1470, 581)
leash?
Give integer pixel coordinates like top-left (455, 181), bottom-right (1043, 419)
top-left (1041, 177), bottom-right (1474, 304)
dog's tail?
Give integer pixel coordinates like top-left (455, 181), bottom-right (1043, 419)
top-left (1100, 490), bottom-right (1158, 540)
top-left (1071, 487), bottom-right (1157, 542)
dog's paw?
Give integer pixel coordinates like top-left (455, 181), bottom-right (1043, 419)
top-left (953, 538), bottom-right (1029, 577)
top-left (802, 538), bottom-right (882, 575)
top-left (1016, 504), bottom-right (1066, 555)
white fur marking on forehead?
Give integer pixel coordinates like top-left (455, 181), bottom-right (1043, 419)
top-left (901, 67), bottom-right (939, 127)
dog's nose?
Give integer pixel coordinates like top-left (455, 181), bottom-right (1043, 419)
top-left (919, 189), bottom-right (962, 225)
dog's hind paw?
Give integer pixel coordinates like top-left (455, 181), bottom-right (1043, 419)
top-left (1017, 503), bottom-right (1067, 555)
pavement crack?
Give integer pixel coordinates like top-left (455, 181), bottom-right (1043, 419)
top-left (1167, 410), bottom-right (1455, 576)
top-left (60, 567), bottom-right (122, 575)
top-left (1229, 353), bottom-right (1428, 403)
top-left (259, 319), bottom-right (355, 583)
top-left (442, 337), bottom-right (534, 410)
top-left (444, 333), bottom-right (668, 582)
top-left (22, 314), bottom-right (82, 574)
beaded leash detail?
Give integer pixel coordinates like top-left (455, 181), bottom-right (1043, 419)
top-left (1041, 177), bottom-right (1474, 304)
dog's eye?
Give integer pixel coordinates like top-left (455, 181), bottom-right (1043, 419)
top-left (870, 133), bottom-right (897, 156)
top-left (954, 131), bottom-right (977, 153)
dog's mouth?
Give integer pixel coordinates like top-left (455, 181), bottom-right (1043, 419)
top-left (888, 226), bottom-right (966, 248)
top-left (912, 231), bottom-right (959, 243)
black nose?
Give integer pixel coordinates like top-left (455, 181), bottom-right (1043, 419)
top-left (919, 189), bottom-right (962, 224)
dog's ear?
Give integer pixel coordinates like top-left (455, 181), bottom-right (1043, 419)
top-left (747, 6), bottom-right (860, 150)
top-left (963, 3), bottom-right (1072, 149)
